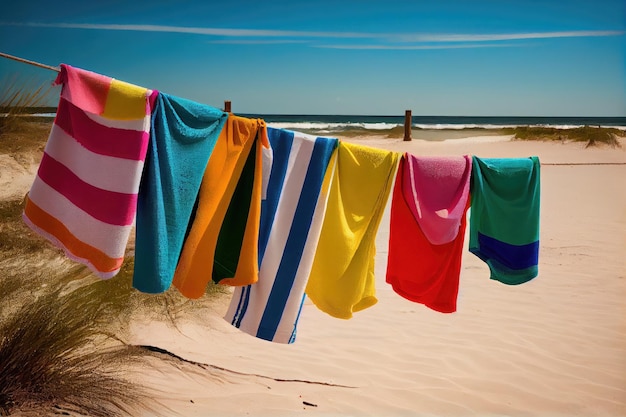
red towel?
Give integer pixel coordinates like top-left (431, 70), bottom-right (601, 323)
top-left (386, 154), bottom-right (471, 313)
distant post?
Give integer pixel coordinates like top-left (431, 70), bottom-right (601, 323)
top-left (403, 110), bottom-right (412, 141)
top-left (224, 100), bottom-right (232, 113)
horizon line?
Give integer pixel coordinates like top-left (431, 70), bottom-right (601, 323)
top-left (8, 107), bottom-right (625, 119)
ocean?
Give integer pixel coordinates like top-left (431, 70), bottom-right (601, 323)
top-left (242, 114), bottom-right (626, 138)
top-left (10, 108), bottom-right (626, 139)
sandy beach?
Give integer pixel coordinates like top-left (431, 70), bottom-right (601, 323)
top-left (126, 134), bottom-right (625, 416)
top-left (2, 0), bottom-right (624, 413)
top-left (2, 133), bottom-right (625, 416)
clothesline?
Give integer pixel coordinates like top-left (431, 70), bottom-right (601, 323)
top-left (0, 51), bottom-right (60, 72)
top-left (541, 162), bottom-right (625, 166)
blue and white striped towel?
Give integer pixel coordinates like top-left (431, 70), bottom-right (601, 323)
top-left (224, 127), bottom-right (337, 343)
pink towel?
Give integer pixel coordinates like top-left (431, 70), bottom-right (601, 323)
top-left (23, 64), bottom-right (153, 278)
top-left (403, 154), bottom-right (472, 245)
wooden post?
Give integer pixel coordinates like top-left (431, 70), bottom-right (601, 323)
top-left (403, 110), bottom-right (412, 141)
top-left (224, 100), bottom-right (232, 113)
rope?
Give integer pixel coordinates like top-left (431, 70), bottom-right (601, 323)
top-left (0, 51), bottom-right (60, 72)
top-left (542, 162), bottom-right (626, 166)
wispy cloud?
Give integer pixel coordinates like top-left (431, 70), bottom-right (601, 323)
top-left (207, 39), bottom-right (312, 45)
top-left (315, 43), bottom-right (522, 50)
top-left (7, 22), bottom-right (379, 39)
top-left (393, 30), bottom-right (625, 42)
top-left (2, 22), bottom-right (623, 48)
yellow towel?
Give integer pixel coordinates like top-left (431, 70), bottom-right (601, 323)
top-left (173, 115), bottom-right (266, 299)
top-left (306, 142), bottom-right (400, 319)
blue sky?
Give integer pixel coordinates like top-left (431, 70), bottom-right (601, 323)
top-left (1, 0), bottom-right (624, 116)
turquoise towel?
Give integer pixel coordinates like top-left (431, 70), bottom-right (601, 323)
top-left (134, 93), bottom-right (227, 293)
top-left (469, 156), bottom-right (541, 285)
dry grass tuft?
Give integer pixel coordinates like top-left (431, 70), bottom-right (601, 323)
top-left (0, 256), bottom-right (227, 415)
top-left (0, 74), bottom-right (55, 135)
top-left (0, 199), bottom-right (50, 255)
top-left (1, 192), bottom-right (228, 415)
top-left (507, 125), bottom-right (624, 148)
top-left (81, 257), bottom-right (229, 334)
top-left (385, 125), bottom-right (405, 138)
top-left (0, 279), bottom-right (152, 416)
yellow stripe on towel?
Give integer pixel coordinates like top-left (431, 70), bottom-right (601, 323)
top-left (102, 79), bottom-right (149, 119)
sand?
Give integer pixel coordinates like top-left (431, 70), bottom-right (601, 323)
top-left (125, 135), bottom-right (625, 416)
top-left (0, 154), bottom-right (38, 201)
top-left (3, 134), bottom-right (625, 416)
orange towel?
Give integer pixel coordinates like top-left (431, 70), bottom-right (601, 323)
top-left (173, 116), bottom-right (267, 298)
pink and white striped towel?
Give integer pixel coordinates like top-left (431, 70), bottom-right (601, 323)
top-left (23, 64), bottom-right (153, 278)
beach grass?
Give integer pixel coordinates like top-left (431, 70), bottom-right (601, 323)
top-left (0, 199), bottom-right (49, 254)
top-left (0, 80), bottom-right (228, 414)
top-left (0, 75), bottom-right (53, 170)
top-left (0, 221), bottom-right (228, 416)
top-left (0, 279), bottom-right (152, 416)
top-left (506, 125), bottom-right (625, 147)
top-left (0, 74), bottom-right (54, 135)
top-left (0, 179), bottom-right (227, 416)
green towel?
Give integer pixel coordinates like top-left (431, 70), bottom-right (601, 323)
top-left (469, 156), bottom-right (541, 285)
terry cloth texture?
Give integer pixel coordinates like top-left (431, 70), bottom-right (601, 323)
top-left (23, 64), bottom-right (152, 278)
top-left (469, 156), bottom-right (541, 285)
top-left (386, 154), bottom-right (472, 313)
top-left (403, 154), bottom-right (472, 245)
top-left (225, 128), bottom-right (338, 344)
top-left (173, 115), bottom-right (268, 298)
top-left (133, 93), bottom-right (227, 293)
top-left (306, 142), bottom-right (399, 319)
top-left (211, 121), bottom-right (269, 286)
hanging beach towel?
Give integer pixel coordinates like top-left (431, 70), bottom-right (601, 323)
top-left (210, 122), bottom-right (269, 287)
top-left (386, 153), bottom-right (472, 313)
top-left (133, 93), bottom-right (227, 293)
top-left (225, 128), bottom-right (337, 344)
top-left (173, 115), bottom-right (268, 298)
top-left (23, 64), bottom-right (153, 278)
top-left (305, 142), bottom-right (399, 319)
top-left (469, 156), bottom-right (541, 285)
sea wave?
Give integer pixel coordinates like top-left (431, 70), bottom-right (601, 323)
top-left (6, 113), bottom-right (626, 132)
top-left (267, 122), bottom-right (401, 131)
top-left (1, 113), bottom-right (57, 118)
top-left (412, 123), bottom-right (511, 130)
top-left (267, 121), bottom-right (626, 132)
